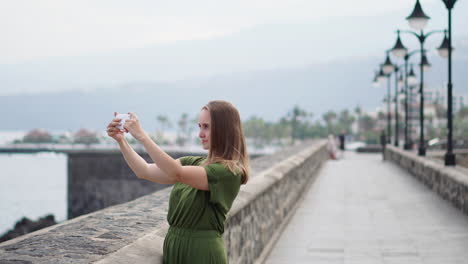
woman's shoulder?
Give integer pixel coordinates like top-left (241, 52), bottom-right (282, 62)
top-left (178, 156), bottom-right (206, 166)
top-left (205, 161), bottom-right (243, 180)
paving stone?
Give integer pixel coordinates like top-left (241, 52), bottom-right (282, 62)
top-left (266, 152), bottom-right (468, 263)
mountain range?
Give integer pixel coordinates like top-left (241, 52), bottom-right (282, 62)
top-left (2, 54), bottom-right (467, 132)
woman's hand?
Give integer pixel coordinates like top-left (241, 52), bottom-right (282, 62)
top-left (107, 112), bottom-right (126, 142)
top-left (124, 112), bottom-right (148, 142)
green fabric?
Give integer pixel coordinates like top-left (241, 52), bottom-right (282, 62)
top-left (163, 156), bottom-right (242, 264)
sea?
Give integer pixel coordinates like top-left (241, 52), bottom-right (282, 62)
top-left (0, 130), bottom-right (68, 236)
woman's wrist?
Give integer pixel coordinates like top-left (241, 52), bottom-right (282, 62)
top-left (138, 133), bottom-right (152, 144)
top-left (116, 137), bottom-right (127, 145)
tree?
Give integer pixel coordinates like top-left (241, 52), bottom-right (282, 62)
top-left (457, 106), bottom-right (468, 120)
top-left (354, 105), bottom-right (362, 133)
top-left (359, 115), bottom-right (376, 132)
top-left (322, 110), bottom-right (337, 134)
top-left (176, 113), bottom-right (190, 146)
top-left (23, 129), bottom-right (54, 143)
top-left (155, 114), bottom-right (172, 144)
top-left (243, 116), bottom-right (269, 148)
top-left (279, 105), bottom-right (312, 144)
top-left (434, 103), bottom-right (447, 119)
top-left (73, 129), bottom-right (100, 145)
top-left (454, 106), bottom-right (468, 139)
top-left (337, 109), bottom-right (355, 134)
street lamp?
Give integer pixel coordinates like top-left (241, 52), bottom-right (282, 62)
top-left (408, 65), bottom-right (418, 85)
top-left (398, 73), bottom-right (404, 87)
top-left (383, 57), bottom-right (405, 148)
top-left (382, 52), bottom-right (395, 74)
top-left (392, 19), bottom-right (444, 156)
top-left (421, 53), bottom-right (432, 72)
top-left (390, 30), bottom-right (408, 58)
top-left (437, 30), bottom-right (453, 58)
top-left (393, 65), bottom-right (402, 147)
top-left (377, 66), bottom-right (392, 143)
top-left (440, 0), bottom-right (458, 166)
top-left (406, 0), bottom-right (430, 31)
top-left (408, 84), bottom-right (419, 148)
top-left (390, 35), bottom-right (426, 150)
top-left (372, 71), bottom-right (380, 88)
top-left (377, 67), bottom-right (387, 83)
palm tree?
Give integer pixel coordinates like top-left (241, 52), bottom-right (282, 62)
top-left (287, 105), bottom-right (309, 144)
top-left (176, 113), bottom-right (189, 146)
top-left (354, 105), bottom-right (362, 134)
top-left (338, 109), bottom-right (355, 134)
top-left (322, 111), bottom-right (337, 134)
top-left (155, 114), bottom-right (172, 144)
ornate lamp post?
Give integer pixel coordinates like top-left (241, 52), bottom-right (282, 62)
top-left (389, 63), bottom-right (402, 147)
top-left (439, 0), bottom-right (458, 166)
top-left (391, 34), bottom-right (424, 150)
top-left (406, 65), bottom-right (418, 148)
top-left (390, 33), bottom-right (429, 149)
top-left (390, 0), bottom-right (444, 156)
top-left (377, 66), bottom-right (392, 143)
top-left (383, 53), bottom-right (395, 144)
top-left (408, 82), bottom-right (419, 148)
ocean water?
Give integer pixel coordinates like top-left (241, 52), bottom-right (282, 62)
top-left (0, 131), bottom-right (68, 235)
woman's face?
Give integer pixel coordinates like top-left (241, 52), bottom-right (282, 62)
top-left (198, 109), bottom-right (211, 150)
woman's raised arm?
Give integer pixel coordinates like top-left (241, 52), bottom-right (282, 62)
top-left (121, 112), bottom-right (209, 188)
top-left (116, 138), bottom-right (175, 184)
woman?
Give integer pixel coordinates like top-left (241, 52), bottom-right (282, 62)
top-left (106, 100), bottom-right (250, 263)
top-left (327, 134), bottom-right (338, 160)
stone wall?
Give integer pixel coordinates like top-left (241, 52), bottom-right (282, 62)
top-left (385, 145), bottom-right (468, 215)
top-left (0, 140), bottom-right (328, 264)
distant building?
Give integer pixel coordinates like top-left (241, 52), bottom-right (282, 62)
top-left (424, 87), bottom-right (468, 112)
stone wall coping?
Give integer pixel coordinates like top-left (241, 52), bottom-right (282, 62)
top-left (229, 141), bottom-right (326, 217)
top-left (387, 145), bottom-right (468, 186)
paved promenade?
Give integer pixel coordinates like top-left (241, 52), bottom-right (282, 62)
top-left (265, 152), bottom-right (468, 264)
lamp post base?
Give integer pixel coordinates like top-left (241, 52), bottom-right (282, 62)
top-left (444, 153), bottom-right (456, 166)
top-left (418, 147), bottom-right (426, 156)
top-left (404, 143), bottom-right (412, 150)
top-left (394, 141), bottom-right (399, 147)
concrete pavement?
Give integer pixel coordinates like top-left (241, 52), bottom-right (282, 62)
top-left (265, 151), bottom-right (468, 264)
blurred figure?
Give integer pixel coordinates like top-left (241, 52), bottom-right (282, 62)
top-left (380, 130), bottom-right (386, 161)
top-left (327, 134), bottom-right (338, 160)
top-left (338, 130), bottom-right (346, 151)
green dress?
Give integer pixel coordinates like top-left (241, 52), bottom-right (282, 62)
top-left (163, 156), bottom-right (242, 264)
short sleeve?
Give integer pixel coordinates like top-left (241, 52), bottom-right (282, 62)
top-left (178, 156), bottom-right (203, 166)
top-left (203, 163), bottom-right (242, 212)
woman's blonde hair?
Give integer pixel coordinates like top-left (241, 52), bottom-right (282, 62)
top-left (200, 100), bottom-right (250, 184)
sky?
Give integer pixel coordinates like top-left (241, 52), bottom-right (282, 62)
top-left (1, 0), bottom-right (468, 128)
top-left (3, 0), bottom-right (456, 64)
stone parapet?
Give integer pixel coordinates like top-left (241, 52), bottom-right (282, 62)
top-left (385, 145), bottom-right (468, 215)
top-left (0, 140), bottom-right (327, 263)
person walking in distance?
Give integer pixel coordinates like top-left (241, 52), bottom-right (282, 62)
top-left (380, 130), bottom-right (387, 161)
top-left (338, 130), bottom-right (346, 151)
top-left (338, 130), bottom-right (346, 159)
top-left (327, 134), bottom-right (338, 160)
top-left (106, 100), bottom-right (250, 263)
